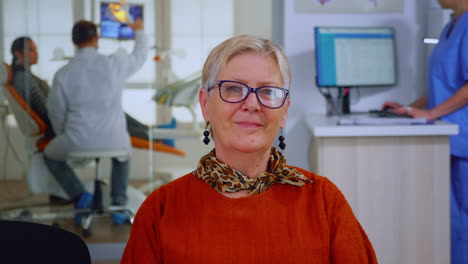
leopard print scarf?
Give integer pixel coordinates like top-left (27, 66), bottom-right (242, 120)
top-left (193, 147), bottom-right (312, 196)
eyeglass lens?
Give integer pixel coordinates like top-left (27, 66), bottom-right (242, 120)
top-left (218, 81), bottom-right (287, 108)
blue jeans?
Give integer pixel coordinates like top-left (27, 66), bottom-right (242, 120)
top-left (44, 155), bottom-right (129, 205)
top-left (451, 155), bottom-right (468, 264)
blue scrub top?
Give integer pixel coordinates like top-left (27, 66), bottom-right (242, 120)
top-left (428, 12), bottom-right (468, 158)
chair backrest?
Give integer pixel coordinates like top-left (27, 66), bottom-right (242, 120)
top-left (1, 62), bottom-right (46, 136)
top-left (0, 62), bottom-right (12, 85)
top-left (130, 136), bottom-right (185, 156)
top-left (0, 220), bottom-right (91, 264)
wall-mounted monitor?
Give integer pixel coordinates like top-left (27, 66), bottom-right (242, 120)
top-left (314, 26), bottom-right (397, 88)
top-left (100, 2), bottom-right (144, 40)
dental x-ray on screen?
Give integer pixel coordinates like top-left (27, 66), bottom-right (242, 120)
top-left (100, 2), bottom-right (144, 40)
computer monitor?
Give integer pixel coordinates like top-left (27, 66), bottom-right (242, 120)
top-left (314, 26), bottom-right (397, 114)
top-left (100, 2), bottom-right (144, 40)
top-left (314, 26), bottom-right (397, 88)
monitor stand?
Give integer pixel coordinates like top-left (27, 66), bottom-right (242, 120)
top-left (339, 87), bottom-right (351, 115)
top-left (324, 87), bottom-right (352, 116)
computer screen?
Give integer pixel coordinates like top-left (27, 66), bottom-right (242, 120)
top-left (100, 2), bottom-right (144, 40)
top-left (314, 27), bottom-right (397, 87)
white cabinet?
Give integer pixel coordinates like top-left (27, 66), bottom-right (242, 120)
top-left (307, 115), bottom-right (458, 264)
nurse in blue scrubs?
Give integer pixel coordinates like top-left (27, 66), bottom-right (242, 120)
top-left (383, 0), bottom-right (468, 262)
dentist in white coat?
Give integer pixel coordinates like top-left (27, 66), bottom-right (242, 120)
top-left (44, 19), bottom-right (147, 223)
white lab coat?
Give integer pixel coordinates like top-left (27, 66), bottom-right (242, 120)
top-left (45, 31), bottom-right (148, 161)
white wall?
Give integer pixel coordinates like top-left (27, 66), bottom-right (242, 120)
top-left (281, 0), bottom-right (431, 170)
top-left (235, 0), bottom-right (272, 39)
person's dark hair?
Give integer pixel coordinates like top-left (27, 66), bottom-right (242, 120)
top-left (11, 36), bottom-right (32, 67)
top-left (72, 20), bottom-right (98, 46)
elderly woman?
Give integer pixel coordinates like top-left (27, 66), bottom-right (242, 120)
top-left (122, 35), bottom-right (377, 263)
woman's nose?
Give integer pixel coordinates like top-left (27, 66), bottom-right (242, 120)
top-left (241, 92), bottom-right (261, 111)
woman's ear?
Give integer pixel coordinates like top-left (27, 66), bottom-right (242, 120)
top-left (199, 87), bottom-right (210, 123)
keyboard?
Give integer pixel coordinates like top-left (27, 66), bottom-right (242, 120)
top-left (368, 109), bottom-right (412, 118)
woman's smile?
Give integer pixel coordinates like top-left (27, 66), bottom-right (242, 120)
top-left (235, 121), bottom-right (263, 129)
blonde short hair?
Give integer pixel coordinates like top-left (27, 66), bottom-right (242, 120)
top-left (202, 35), bottom-right (291, 91)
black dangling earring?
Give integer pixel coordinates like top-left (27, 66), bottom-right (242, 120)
top-left (203, 122), bottom-right (210, 145)
top-left (278, 129), bottom-right (286, 150)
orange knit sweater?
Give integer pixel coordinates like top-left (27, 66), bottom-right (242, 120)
top-left (121, 167), bottom-right (377, 263)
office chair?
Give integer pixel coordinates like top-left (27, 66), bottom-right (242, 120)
top-left (0, 220), bottom-right (91, 264)
top-left (69, 149), bottom-right (133, 237)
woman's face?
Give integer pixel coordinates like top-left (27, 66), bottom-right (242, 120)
top-left (200, 51), bottom-right (290, 155)
top-left (15, 40), bottom-right (38, 66)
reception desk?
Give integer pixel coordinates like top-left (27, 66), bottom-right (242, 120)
top-left (306, 114), bottom-right (459, 264)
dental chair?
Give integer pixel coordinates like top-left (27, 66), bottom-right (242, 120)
top-left (0, 62), bottom-right (184, 235)
top-left (0, 62), bottom-right (61, 198)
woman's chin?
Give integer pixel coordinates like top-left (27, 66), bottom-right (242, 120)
top-left (230, 142), bottom-right (270, 154)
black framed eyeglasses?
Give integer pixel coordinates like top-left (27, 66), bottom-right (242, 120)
top-left (209, 80), bottom-right (289, 109)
